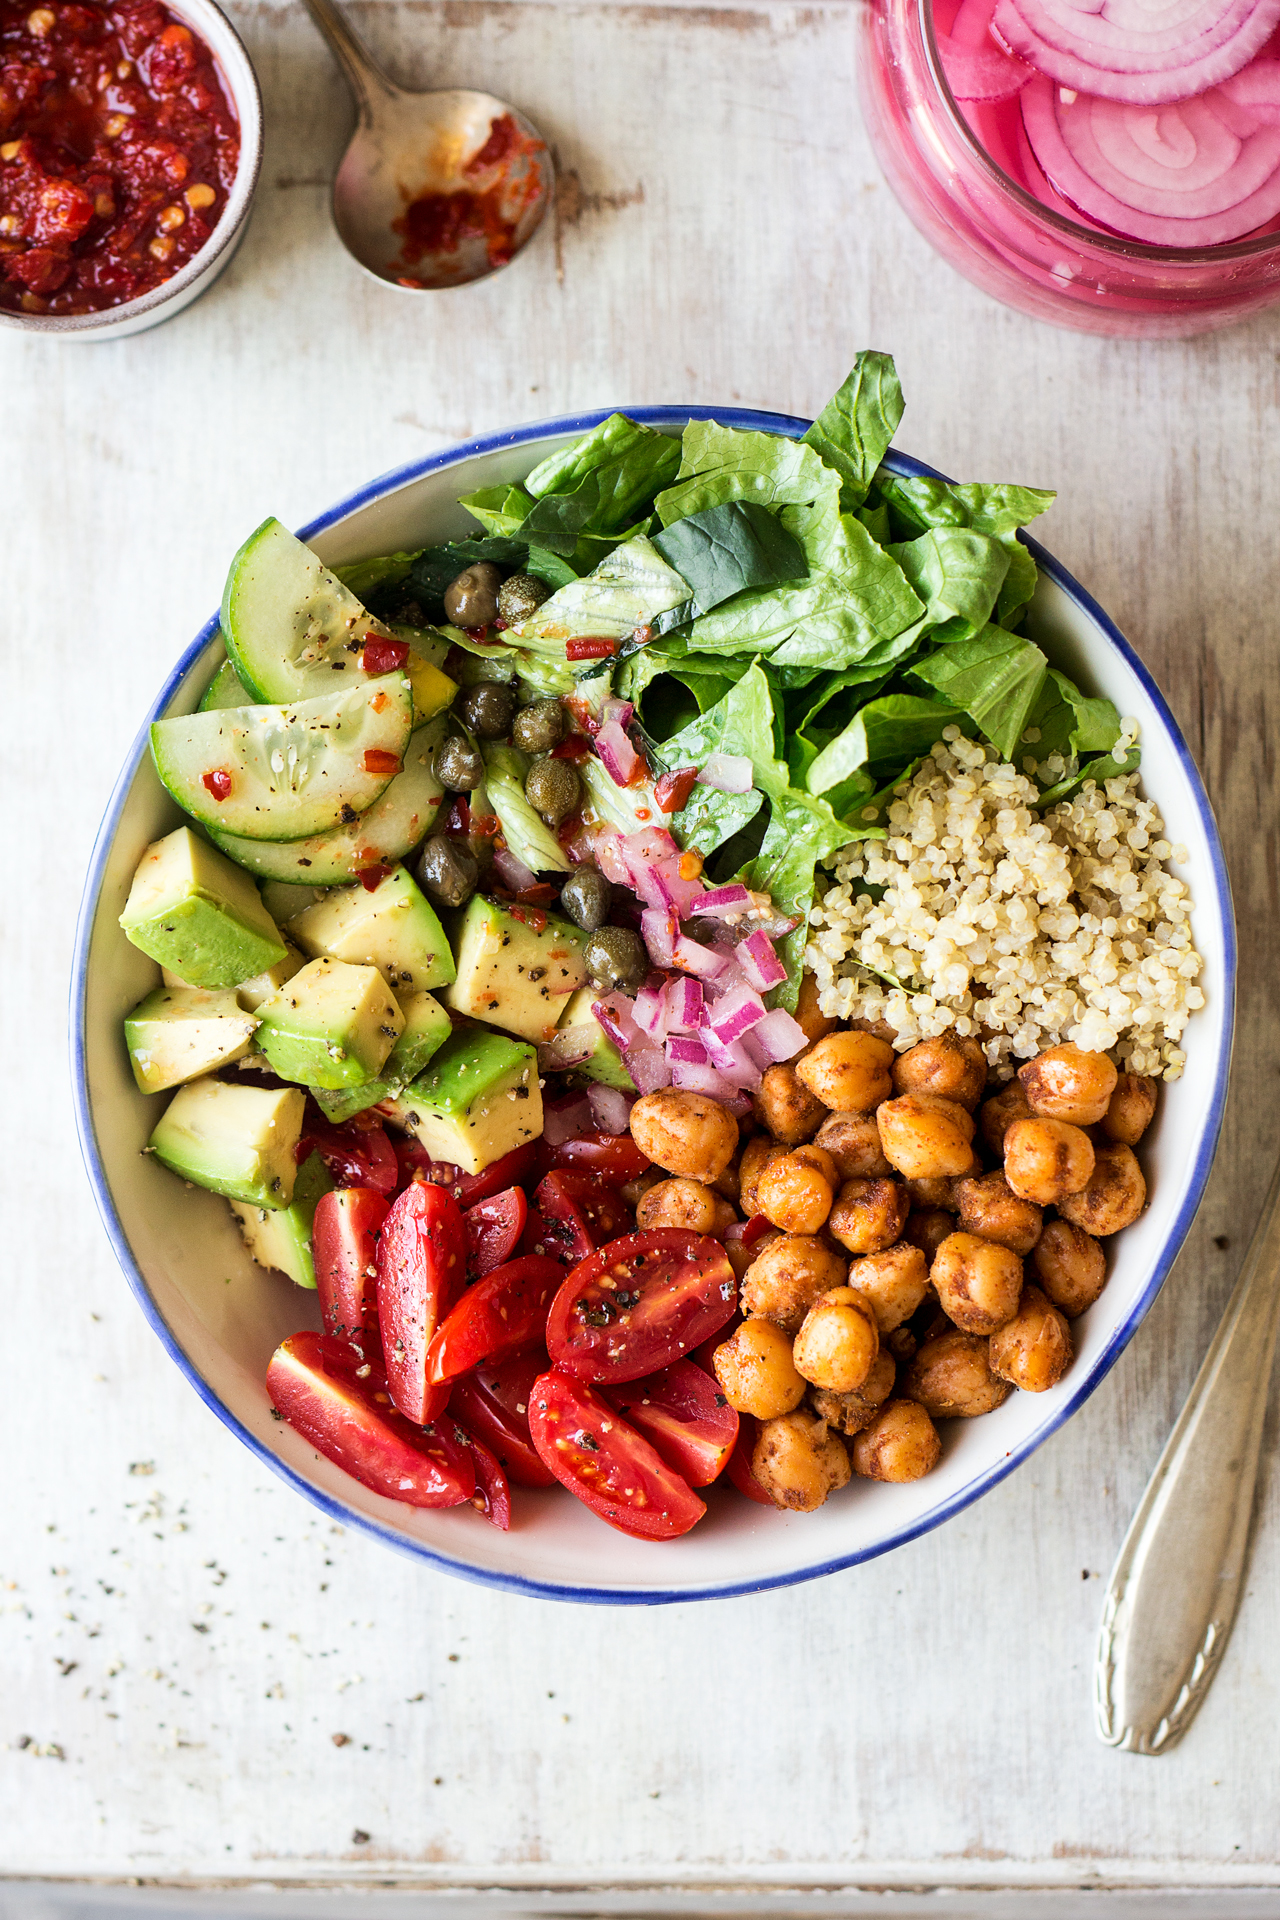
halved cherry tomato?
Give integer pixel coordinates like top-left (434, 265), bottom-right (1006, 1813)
top-left (449, 1347), bottom-right (555, 1487)
top-left (725, 1413), bottom-right (773, 1506)
top-left (301, 1109), bottom-right (398, 1197)
top-left (538, 1132), bottom-right (651, 1184)
top-left (528, 1371), bottom-right (706, 1540)
top-left (533, 1169), bottom-right (631, 1264)
top-left (545, 1229), bottom-right (737, 1384)
top-left (376, 1183), bottom-right (466, 1423)
top-left (453, 1422), bottom-right (512, 1530)
top-left (458, 1143), bottom-right (539, 1206)
top-left (267, 1332), bottom-right (476, 1509)
top-left (606, 1358), bottom-right (739, 1487)
top-left (313, 1188), bottom-right (388, 1343)
top-left (464, 1186), bottom-right (528, 1276)
top-left (426, 1255), bottom-right (562, 1384)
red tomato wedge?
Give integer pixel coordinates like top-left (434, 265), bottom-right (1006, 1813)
top-left (725, 1413), bottom-right (773, 1506)
top-left (464, 1186), bottom-right (528, 1276)
top-left (266, 1332), bottom-right (476, 1509)
top-left (532, 1169), bottom-right (631, 1264)
top-left (539, 1132), bottom-right (650, 1184)
top-left (313, 1188), bottom-right (388, 1342)
top-left (301, 1110), bottom-right (398, 1197)
top-left (449, 1348), bottom-right (556, 1487)
top-left (458, 1143), bottom-right (540, 1206)
top-left (426, 1255), bottom-right (562, 1384)
top-left (606, 1358), bottom-right (739, 1487)
top-left (376, 1182), bottom-right (466, 1423)
top-left (453, 1423), bottom-right (512, 1530)
top-left (545, 1229), bottom-right (737, 1384)
top-left (528, 1371), bottom-right (706, 1540)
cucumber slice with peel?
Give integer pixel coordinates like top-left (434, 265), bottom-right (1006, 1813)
top-left (222, 517), bottom-right (399, 703)
top-left (150, 675), bottom-right (413, 842)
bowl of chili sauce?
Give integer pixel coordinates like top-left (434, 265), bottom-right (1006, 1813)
top-left (0, 0), bottom-right (261, 336)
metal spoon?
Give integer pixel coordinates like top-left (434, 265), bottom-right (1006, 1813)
top-left (1094, 1152), bottom-right (1280, 1754)
top-left (300, 0), bottom-right (553, 290)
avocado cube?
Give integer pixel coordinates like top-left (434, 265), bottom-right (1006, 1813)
top-left (255, 956), bottom-right (404, 1089)
top-left (286, 863), bottom-right (455, 992)
top-left (383, 1027), bottom-right (541, 1175)
top-left (120, 826), bottom-right (288, 988)
top-left (443, 895), bottom-right (586, 1043)
top-left (150, 1079), bottom-right (306, 1209)
top-left (164, 942), bottom-right (307, 1011)
top-left (124, 986), bottom-right (259, 1095)
top-left (554, 986), bottom-right (636, 1092)
top-left (311, 990), bottom-right (453, 1123)
top-left (229, 1151), bottom-right (333, 1288)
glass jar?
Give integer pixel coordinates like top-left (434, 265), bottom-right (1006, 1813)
top-left (857, 0), bottom-right (1280, 336)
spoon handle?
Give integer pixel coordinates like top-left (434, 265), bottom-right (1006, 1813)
top-left (299, 0), bottom-right (399, 117)
top-left (1094, 1153), bottom-right (1280, 1754)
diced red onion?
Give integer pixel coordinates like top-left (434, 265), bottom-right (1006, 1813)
top-left (601, 696), bottom-right (635, 730)
top-left (696, 884), bottom-right (753, 918)
top-left (702, 1031), bottom-right (764, 1091)
top-left (622, 826), bottom-right (679, 867)
top-left (592, 830), bottom-right (632, 886)
top-left (537, 1027), bottom-right (595, 1072)
top-left (631, 978), bottom-right (670, 1039)
top-left (706, 983), bottom-right (768, 1045)
top-left (737, 929), bottom-right (788, 992)
top-left (663, 975), bottom-right (704, 1032)
top-left (492, 843), bottom-right (540, 893)
top-left (543, 1092), bottom-right (594, 1145)
top-left (723, 1090), bottom-right (755, 1118)
top-left (640, 909), bottom-right (678, 968)
top-left (670, 1055), bottom-right (733, 1098)
top-left (588, 1084), bottom-right (636, 1133)
top-left (697, 753), bottom-right (754, 794)
top-left (626, 1043), bottom-right (673, 1094)
top-left (591, 993), bottom-right (641, 1051)
top-left (666, 1034), bottom-right (710, 1067)
top-left (595, 720), bottom-right (642, 788)
top-left (652, 859), bottom-right (705, 919)
top-left (672, 933), bottom-right (730, 979)
top-left (749, 1005), bottom-right (808, 1063)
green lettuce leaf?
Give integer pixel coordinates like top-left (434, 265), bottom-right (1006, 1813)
top-left (576, 751), bottom-right (662, 839)
top-left (507, 534), bottom-right (691, 660)
top-left (655, 422), bottom-right (835, 528)
top-left (523, 414), bottom-right (681, 531)
top-left (651, 502), bottom-right (808, 614)
top-left (618, 646), bottom-right (751, 741)
top-left (889, 526), bottom-right (1011, 643)
top-left (802, 352), bottom-right (905, 510)
top-left (457, 485), bottom-right (536, 538)
top-left (334, 550), bottom-right (420, 603)
top-left (995, 536), bottom-right (1039, 627)
top-left (1025, 668), bottom-right (1122, 767)
top-left (1036, 746), bottom-right (1140, 808)
top-left (480, 745), bottom-right (573, 873)
top-left (908, 626), bottom-right (1048, 761)
top-left (806, 694), bottom-right (966, 795)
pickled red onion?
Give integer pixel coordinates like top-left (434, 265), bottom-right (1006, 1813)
top-left (942, 0), bottom-right (1035, 96)
top-left (994, 0), bottom-right (1280, 101)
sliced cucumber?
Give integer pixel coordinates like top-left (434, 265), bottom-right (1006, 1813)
top-left (151, 676), bottom-right (413, 842)
top-left (199, 655), bottom-right (254, 713)
top-left (222, 517), bottom-right (398, 703)
top-left (208, 717), bottom-right (446, 884)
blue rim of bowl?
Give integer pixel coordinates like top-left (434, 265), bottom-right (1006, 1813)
top-left (70, 406), bottom-right (1237, 1605)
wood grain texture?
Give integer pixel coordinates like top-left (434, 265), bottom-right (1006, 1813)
top-left (2, 0), bottom-right (1278, 1888)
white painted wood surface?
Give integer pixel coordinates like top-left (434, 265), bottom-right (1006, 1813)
top-left (3, 0), bottom-right (1279, 1891)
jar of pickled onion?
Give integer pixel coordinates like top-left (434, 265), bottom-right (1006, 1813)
top-left (857, 0), bottom-right (1280, 334)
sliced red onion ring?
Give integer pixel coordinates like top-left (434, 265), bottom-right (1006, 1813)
top-left (595, 720), bottom-right (642, 787)
top-left (994, 0), bottom-right (1280, 102)
top-left (492, 843), bottom-right (540, 894)
top-left (736, 929), bottom-right (788, 992)
top-left (587, 1084), bottom-right (636, 1133)
top-left (941, 0), bottom-right (1034, 98)
top-left (696, 753), bottom-right (754, 794)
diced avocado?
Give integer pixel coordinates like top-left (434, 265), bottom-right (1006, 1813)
top-left (554, 986), bottom-right (636, 1092)
top-left (124, 987), bottom-right (259, 1095)
top-left (150, 1080), bottom-right (306, 1209)
top-left (120, 827), bottom-right (288, 988)
top-left (163, 942), bottom-right (307, 1011)
top-left (259, 880), bottom-right (328, 925)
top-left (443, 894), bottom-right (586, 1043)
top-left (311, 990), bottom-right (452, 1122)
top-left (255, 956), bottom-right (404, 1089)
top-left (229, 1151), bottom-right (333, 1288)
top-left (383, 1027), bottom-right (541, 1175)
top-left (285, 863), bottom-right (454, 992)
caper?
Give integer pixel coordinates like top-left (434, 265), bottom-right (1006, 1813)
top-left (443, 562), bottom-right (502, 628)
top-left (560, 865), bottom-right (612, 933)
top-left (415, 835), bottom-right (478, 909)
top-left (457, 681), bottom-right (516, 740)
top-left (525, 755), bottom-right (580, 826)
top-left (512, 699), bottom-right (567, 754)
top-left (433, 734), bottom-right (485, 792)
top-left (497, 572), bottom-right (552, 625)
top-left (585, 926), bottom-right (648, 995)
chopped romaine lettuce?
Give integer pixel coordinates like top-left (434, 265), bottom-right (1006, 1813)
top-left (908, 626), bottom-right (1048, 761)
top-left (651, 502), bottom-right (808, 614)
top-left (507, 534), bottom-right (690, 659)
top-left (523, 414), bottom-right (682, 529)
top-left (802, 351), bottom-right (905, 511)
top-left (806, 694), bottom-right (967, 796)
top-left (481, 745), bottom-right (572, 873)
top-left (888, 526), bottom-right (1012, 644)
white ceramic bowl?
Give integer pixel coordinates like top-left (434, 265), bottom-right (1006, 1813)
top-left (1, 0), bottom-right (261, 342)
top-left (71, 409), bottom-right (1235, 1603)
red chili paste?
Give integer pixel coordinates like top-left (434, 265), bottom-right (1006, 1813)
top-left (0, 0), bottom-right (239, 316)
top-left (390, 112), bottom-right (544, 287)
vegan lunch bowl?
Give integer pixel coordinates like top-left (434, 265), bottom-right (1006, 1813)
top-left (73, 354), bottom-right (1234, 1601)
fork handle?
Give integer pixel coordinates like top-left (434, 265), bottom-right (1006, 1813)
top-left (1095, 1154), bottom-right (1280, 1754)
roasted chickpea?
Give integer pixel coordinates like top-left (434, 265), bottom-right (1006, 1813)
top-left (1057, 1142), bottom-right (1147, 1236)
top-left (752, 1410), bottom-right (851, 1512)
top-left (827, 1175), bottom-right (909, 1256)
top-left (739, 1136), bottom-right (787, 1216)
top-left (630, 1090), bottom-right (738, 1183)
top-left (885, 1324), bottom-right (919, 1365)
top-left (619, 1167), bottom-right (664, 1209)
top-left (979, 1078), bottom-right (1032, 1157)
top-left (988, 1285), bottom-right (1074, 1392)
top-left (791, 1142), bottom-right (838, 1187)
top-left (740, 1234), bottom-right (846, 1332)
top-left (851, 1399), bottom-right (942, 1482)
top-left (809, 1349), bottom-right (896, 1434)
top-left (636, 1177), bottom-right (735, 1237)
top-left (724, 1238), bottom-right (760, 1283)
top-left (1003, 1116), bottom-right (1095, 1205)
top-left (877, 1093), bottom-right (976, 1180)
top-left (755, 1152), bottom-right (835, 1235)
top-left (954, 1171), bottom-right (1043, 1256)
top-left (905, 1173), bottom-right (960, 1210)
top-left (931, 1231), bottom-right (1023, 1335)
top-left (754, 1062), bottom-right (826, 1145)
top-left (1018, 1043), bottom-right (1118, 1127)
top-left (1030, 1218), bottom-right (1108, 1316)
top-left (851, 1015), bottom-right (898, 1043)
top-left (903, 1329), bottom-right (1012, 1418)
top-left (813, 1110), bottom-right (893, 1180)
top-left (902, 1207), bottom-right (955, 1263)
top-left (712, 1152), bottom-right (742, 1207)
top-left (1101, 1072), bottom-right (1159, 1146)
top-left (713, 1318), bottom-right (806, 1419)
top-left (796, 1030), bottom-right (895, 1112)
top-left (846, 1243), bottom-right (930, 1331)
top-left (891, 1033), bottom-right (987, 1110)
top-left (792, 1286), bottom-right (879, 1392)
top-left (795, 970), bottom-right (839, 1044)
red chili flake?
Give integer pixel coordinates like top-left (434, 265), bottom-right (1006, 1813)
top-left (631, 624), bottom-right (653, 649)
top-left (516, 884), bottom-right (557, 906)
top-left (566, 637), bottom-right (617, 661)
top-left (465, 625), bottom-right (491, 642)
top-left (358, 865), bottom-right (392, 892)
top-left (362, 749), bottom-right (403, 777)
top-left (509, 905), bottom-right (548, 932)
top-left (443, 796), bottom-right (471, 837)
top-left (654, 766), bottom-right (699, 814)
top-left (361, 635), bottom-right (410, 674)
top-left (551, 737), bottom-right (590, 763)
top-left (201, 769), bottom-right (233, 802)
top-left (470, 813), bottom-right (502, 839)
top-left (634, 808), bottom-right (652, 821)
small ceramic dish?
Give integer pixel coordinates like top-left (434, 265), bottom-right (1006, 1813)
top-left (71, 408), bottom-right (1235, 1602)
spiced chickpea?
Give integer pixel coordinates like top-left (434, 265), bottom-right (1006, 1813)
top-left (711, 1152), bottom-right (742, 1208)
top-left (751, 1409), bottom-right (851, 1512)
top-left (791, 1142), bottom-right (839, 1187)
top-left (1057, 1142), bottom-right (1147, 1236)
top-left (795, 1030), bottom-right (895, 1112)
top-left (827, 1176), bottom-right (909, 1256)
top-left (846, 1243), bottom-right (930, 1331)
top-left (1018, 1043), bottom-right (1118, 1127)
top-left (877, 1093), bottom-right (976, 1180)
top-left (809, 1349), bottom-right (896, 1434)
top-left (885, 1324), bottom-right (919, 1365)
top-left (954, 1171), bottom-right (1043, 1256)
top-left (930, 1231), bottom-right (1023, 1334)
top-left (903, 1329), bottom-right (1012, 1418)
top-left (1030, 1218), bottom-right (1108, 1316)
top-left (756, 1152), bottom-right (836, 1235)
top-left (754, 1062), bottom-right (827, 1146)
top-left (1101, 1072), bottom-right (1159, 1146)
top-left (1003, 1116), bottom-right (1095, 1205)
top-left (988, 1285), bottom-right (1074, 1391)
top-left (739, 1136), bottom-right (786, 1216)
top-left (619, 1167), bottom-right (664, 1209)
top-left (851, 1399), bottom-right (942, 1482)
top-left (902, 1207), bottom-right (956, 1263)
top-left (795, 969), bottom-right (838, 1044)
top-left (636, 1178), bottom-right (736, 1237)
top-left (740, 1234), bottom-right (847, 1331)
top-left (713, 1318), bottom-right (807, 1419)
top-left (813, 1110), bottom-right (893, 1180)
top-left (891, 1033), bottom-right (988, 1110)
top-left (979, 1078), bottom-right (1032, 1156)
top-left (905, 1173), bottom-right (960, 1209)
top-left (792, 1286), bottom-right (880, 1392)
top-left (630, 1089), bottom-right (738, 1182)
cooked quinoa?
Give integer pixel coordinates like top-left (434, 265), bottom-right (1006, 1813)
top-left (805, 729), bottom-right (1204, 1081)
